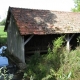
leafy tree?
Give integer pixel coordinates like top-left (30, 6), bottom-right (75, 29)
top-left (0, 19), bottom-right (6, 25)
top-left (72, 0), bottom-right (80, 12)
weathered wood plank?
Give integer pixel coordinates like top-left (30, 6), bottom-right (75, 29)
top-left (5, 50), bottom-right (26, 70)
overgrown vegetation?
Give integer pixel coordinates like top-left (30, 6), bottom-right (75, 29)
top-left (23, 36), bottom-right (80, 80)
top-left (0, 67), bottom-right (13, 80)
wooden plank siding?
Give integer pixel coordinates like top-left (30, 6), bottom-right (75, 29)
top-left (24, 34), bottom-right (61, 56)
top-left (7, 15), bottom-right (25, 63)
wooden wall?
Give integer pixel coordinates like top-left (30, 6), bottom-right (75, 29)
top-left (24, 34), bottom-right (61, 55)
top-left (7, 15), bottom-right (25, 63)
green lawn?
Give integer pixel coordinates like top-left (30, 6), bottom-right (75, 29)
top-left (0, 26), bottom-right (7, 44)
top-left (0, 26), bottom-right (7, 38)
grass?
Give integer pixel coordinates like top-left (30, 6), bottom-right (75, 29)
top-left (0, 26), bottom-right (7, 38)
top-left (0, 26), bottom-right (7, 45)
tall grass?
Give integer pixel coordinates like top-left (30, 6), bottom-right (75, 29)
top-left (23, 36), bottom-right (80, 80)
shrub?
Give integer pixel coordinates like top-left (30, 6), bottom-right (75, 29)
top-left (0, 67), bottom-right (13, 80)
top-left (23, 36), bottom-right (80, 80)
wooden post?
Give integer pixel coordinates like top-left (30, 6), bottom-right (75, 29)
top-left (66, 34), bottom-right (70, 52)
top-left (65, 34), bottom-right (75, 52)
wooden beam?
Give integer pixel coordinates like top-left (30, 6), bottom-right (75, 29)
top-left (65, 34), bottom-right (75, 52)
top-left (69, 34), bottom-right (75, 41)
top-left (26, 50), bottom-right (47, 54)
top-left (24, 35), bottom-right (34, 45)
top-left (66, 35), bottom-right (70, 52)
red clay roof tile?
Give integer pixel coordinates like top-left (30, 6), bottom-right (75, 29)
top-left (5, 7), bottom-right (80, 35)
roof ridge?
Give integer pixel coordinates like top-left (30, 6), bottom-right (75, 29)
top-left (9, 6), bottom-right (80, 14)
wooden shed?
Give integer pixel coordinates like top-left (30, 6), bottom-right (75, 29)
top-left (4, 7), bottom-right (80, 63)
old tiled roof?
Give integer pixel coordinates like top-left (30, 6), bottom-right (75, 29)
top-left (5, 7), bottom-right (80, 35)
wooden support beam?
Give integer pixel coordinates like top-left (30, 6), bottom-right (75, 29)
top-left (66, 35), bottom-right (70, 52)
top-left (26, 50), bottom-right (47, 54)
top-left (69, 34), bottom-right (75, 41)
top-left (24, 35), bottom-right (34, 45)
top-left (65, 34), bottom-right (75, 52)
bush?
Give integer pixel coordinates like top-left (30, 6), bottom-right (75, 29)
top-left (0, 67), bottom-right (13, 80)
top-left (23, 36), bottom-right (80, 80)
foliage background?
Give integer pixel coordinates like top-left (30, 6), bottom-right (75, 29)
top-left (0, 26), bottom-right (7, 45)
top-left (72, 0), bottom-right (80, 12)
